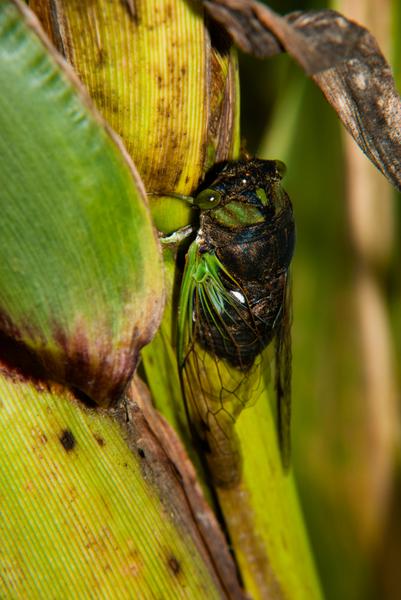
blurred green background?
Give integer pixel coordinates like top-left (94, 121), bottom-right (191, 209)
top-left (239, 1), bottom-right (401, 598)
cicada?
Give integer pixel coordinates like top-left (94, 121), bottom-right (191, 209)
top-left (177, 158), bottom-right (295, 487)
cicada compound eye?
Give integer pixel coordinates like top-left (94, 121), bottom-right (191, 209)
top-left (194, 188), bottom-right (222, 209)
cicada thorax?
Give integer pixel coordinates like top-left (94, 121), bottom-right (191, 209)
top-left (178, 158), bottom-right (295, 487)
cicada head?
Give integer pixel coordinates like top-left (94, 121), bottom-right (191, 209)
top-left (194, 159), bottom-right (289, 232)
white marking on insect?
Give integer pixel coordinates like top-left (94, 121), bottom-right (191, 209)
top-left (195, 228), bottom-right (204, 244)
top-left (230, 290), bottom-right (246, 304)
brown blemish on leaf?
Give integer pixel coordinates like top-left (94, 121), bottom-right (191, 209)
top-left (49, 320), bottom-right (142, 407)
top-left (59, 429), bottom-right (76, 451)
top-left (120, 0), bottom-right (139, 24)
top-left (27, 1), bottom-right (64, 55)
top-left (167, 554), bottom-right (181, 576)
top-left (206, 21), bottom-right (238, 164)
top-left (90, 85), bottom-right (121, 114)
top-left (94, 435), bottom-right (106, 447)
top-left (204, 0), bottom-right (401, 191)
top-left (0, 326), bottom-right (50, 390)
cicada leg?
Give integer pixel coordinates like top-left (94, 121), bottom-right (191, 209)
top-left (159, 224), bottom-right (194, 246)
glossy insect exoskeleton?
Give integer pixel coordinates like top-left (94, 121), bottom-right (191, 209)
top-left (177, 158), bottom-right (295, 487)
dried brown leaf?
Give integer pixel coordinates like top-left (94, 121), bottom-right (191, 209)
top-left (203, 0), bottom-right (401, 191)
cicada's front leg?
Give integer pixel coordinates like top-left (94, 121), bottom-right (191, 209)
top-left (159, 224), bottom-right (194, 247)
top-left (152, 189), bottom-right (196, 248)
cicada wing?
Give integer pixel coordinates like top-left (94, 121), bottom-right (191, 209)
top-left (180, 336), bottom-right (245, 487)
top-left (177, 241), bottom-right (263, 487)
top-left (275, 272), bottom-right (292, 470)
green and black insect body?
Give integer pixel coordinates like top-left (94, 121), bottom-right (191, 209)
top-left (178, 158), bottom-right (295, 487)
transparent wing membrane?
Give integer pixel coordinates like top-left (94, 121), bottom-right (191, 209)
top-left (178, 241), bottom-right (267, 487)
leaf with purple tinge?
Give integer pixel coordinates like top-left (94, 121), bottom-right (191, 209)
top-left (0, 1), bottom-right (164, 406)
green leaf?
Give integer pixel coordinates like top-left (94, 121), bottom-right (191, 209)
top-left (0, 372), bottom-right (226, 598)
top-left (0, 1), bottom-right (164, 405)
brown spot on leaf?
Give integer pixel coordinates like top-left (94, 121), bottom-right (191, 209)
top-left (59, 429), bottom-right (76, 451)
top-left (167, 555), bottom-right (181, 576)
top-left (121, 0), bottom-right (139, 24)
top-left (94, 435), bottom-right (106, 447)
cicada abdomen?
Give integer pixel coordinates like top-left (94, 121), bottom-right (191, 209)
top-left (178, 159), bottom-right (295, 487)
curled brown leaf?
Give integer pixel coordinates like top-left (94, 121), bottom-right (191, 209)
top-left (203, 0), bottom-right (401, 192)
